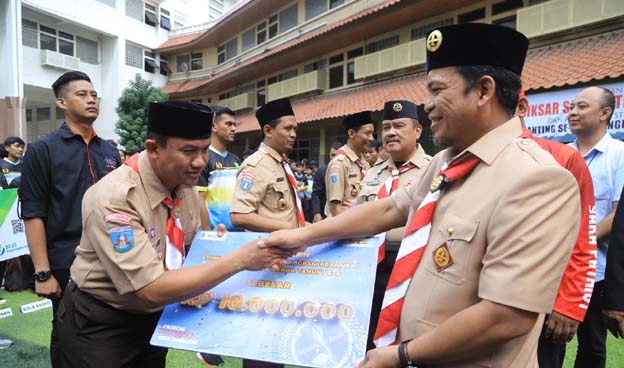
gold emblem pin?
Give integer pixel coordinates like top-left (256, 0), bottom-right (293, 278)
top-left (427, 30), bottom-right (443, 52)
top-left (278, 198), bottom-right (287, 210)
top-left (430, 175), bottom-right (444, 192)
top-left (433, 244), bottom-right (453, 271)
top-left (393, 103), bottom-right (402, 112)
top-left (172, 207), bottom-right (182, 219)
top-left (447, 227), bottom-right (455, 236)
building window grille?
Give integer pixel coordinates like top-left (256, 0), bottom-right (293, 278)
top-left (279, 4), bottom-right (298, 34)
top-left (126, 0), bottom-right (143, 21)
top-left (58, 31), bottom-right (75, 56)
top-left (39, 25), bottom-right (57, 52)
top-left (36, 107), bottom-right (51, 121)
top-left (22, 19), bottom-right (38, 48)
top-left (225, 38), bottom-right (237, 60)
top-left (268, 14), bottom-right (278, 39)
top-left (256, 22), bottom-right (267, 45)
top-left (366, 35), bottom-right (399, 54)
top-left (76, 36), bottom-right (98, 64)
top-left (125, 42), bottom-right (143, 68)
top-left (26, 109), bottom-right (33, 122)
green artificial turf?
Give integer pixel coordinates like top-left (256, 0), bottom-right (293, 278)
top-left (1, 289), bottom-right (623, 367)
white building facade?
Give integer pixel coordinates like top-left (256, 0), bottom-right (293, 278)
top-left (0, 0), bottom-right (225, 143)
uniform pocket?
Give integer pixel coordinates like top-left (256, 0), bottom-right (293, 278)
top-left (269, 183), bottom-right (291, 211)
top-left (425, 213), bottom-right (479, 285)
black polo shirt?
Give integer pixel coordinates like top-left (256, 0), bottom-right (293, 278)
top-left (19, 123), bottom-right (121, 270)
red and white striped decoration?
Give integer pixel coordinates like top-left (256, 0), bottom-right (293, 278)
top-left (163, 198), bottom-right (185, 271)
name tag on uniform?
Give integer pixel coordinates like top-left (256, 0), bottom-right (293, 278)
top-left (367, 181), bottom-right (380, 186)
top-left (276, 177), bottom-right (285, 182)
top-left (348, 173), bottom-right (358, 178)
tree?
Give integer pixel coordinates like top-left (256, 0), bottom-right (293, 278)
top-left (115, 74), bottom-right (168, 151)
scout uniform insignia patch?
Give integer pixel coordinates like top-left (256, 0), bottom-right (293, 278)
top-left (110, 226), bottom-right (134, 253)
top-left (330, 173), bottom-right (339, 184)
top-left (427, 30), bottom-right (443, 52)
top-left (433, 243), bottom-right (453, 271)
top-left (430, 175), bottom-right (444, 192)
top-left (240, 179), bottom-right (253, 191)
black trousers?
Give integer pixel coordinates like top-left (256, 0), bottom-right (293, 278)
top-left (57, 281), bottom-right (167, 368)
top-left (537, 319), bottom-right (567, 368)
top-left (367, 247), bottom-right (399, 351)
top-left (574, 280), bottom-right (606, 368)
top-left (50, 269), bottom-right (70, 368)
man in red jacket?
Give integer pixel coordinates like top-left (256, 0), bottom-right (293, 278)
top-left (517, 90), bottom-right (597, 368)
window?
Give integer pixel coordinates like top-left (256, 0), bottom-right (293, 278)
top-left (36, 107), bottom-right (51, 121)
top-left (96, 0), bottom-right (116, 7)
top-left (268, 14), bottom-right (278, 39)
top-left (174, 11), bottom-right (186, 28)
top-left (58, 31), bottom-right (74, 56)
top-left (76, 36), bottom-right (98, 64)
top-left (492, 0), bottom-right (523, 15)
top-left (242, 27), bottom-right (255, 52)
top-left (330, 0), bottom-right (345, 9)
top-left (218, 38), bottom-right (237, 64)
top-left (39, 25), bottom-right (57, 52)
top-left (329, 65), bottom-right (343, 89)
top-left (144, 50), bottom-right (157, 73)
top-left (26, 109), bottom-right (32, 122)
top-left (347, 47), bottom-right (363, 59)
top-left (279, 4), bottom-right (298, 34)
top-left (278, 69), bottom-right (298, 82)
top-left (22, 19), bottom-right (38, 48)
top-left (160, 55), bottom-right (170, 76)
top-left (257, 80), bottom-right (266, 106)
top-left (267, 76), bottom-right (278, 85)
top-left (328, 47), bottom-right (361, 89)
top-left (190, 52), bottom-right (202, 70)
top-left (160, 8), bottom-right (172, 30)
top-left (304, 59), bottom-right (327, 73)
top-left (411, 18), bottom-right (453, 40)
top-left (329, 53), bottom-right (344, 65)
top-left (366, 35), bottom-right (399, 54)
top-left (256, 22), bottom-right (267, 44)
top-left (305, 0), bottom-right (327, 21)
top-left (126, 0), bottom-right (143, 21)
top-left (125, 42), bottom-right (143, 68)
top-left (176, 54), bottom-right (190, 72)
top-left (494, 16), bottom-right (517, 29)
top-left (458, 7), bottom-right (485, 23)
top-left (144, 3), bottom-right (158, 26)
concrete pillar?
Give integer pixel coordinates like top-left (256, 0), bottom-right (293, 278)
top-left (0, 97), bottom-right (27, 139)
top-left (318, 126), bottom-right (326, 165)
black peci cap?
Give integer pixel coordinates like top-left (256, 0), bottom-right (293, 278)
top-left (256, 98), bottom-right (295, 126)
top-left (147, 100), bottom-right (213, 139)
top-left (425, 23), bottom-right (529, 76)
top-left (343, 110), bottom-right (374, 132)
top-left (382, 100), bottom-right (418, 121)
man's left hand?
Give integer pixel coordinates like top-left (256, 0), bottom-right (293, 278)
top-left (356, 346), bottom-right (400, 368)
top-left (544, 311), bottom-right (579, 343)
top-left (214, 224), bottom-right (227, 237)
top-left (603, 309), bottom-right (624, 338)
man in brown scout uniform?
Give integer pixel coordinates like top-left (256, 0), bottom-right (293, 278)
top-left (56, 101), bottom-right (290, 368)
top-left (262, 23), bottom-right (581, 368)
top-left (325, 111), bottom-right (376, 216)
top-left (231, 98), bottom-right (305, 233)
top-left (356, 100), bottom-right (431, 351)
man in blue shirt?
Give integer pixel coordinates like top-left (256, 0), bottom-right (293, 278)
top-left (568, 86), bottom-right (624, 367)
top-left (19, 71), bottom-right (120, 367)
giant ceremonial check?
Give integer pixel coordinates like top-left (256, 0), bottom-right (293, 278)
top-left (152, 231), bottom-right (380, 367)
top-left (0, 189), bottom-right (28, 262)
top-left (524, 81), bottom-right (624, 142)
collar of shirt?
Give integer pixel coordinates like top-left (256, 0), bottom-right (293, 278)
top-left (373, 145), bottom-right (428, 175)
top-left (3, 158), bottom-right (21, 166)
top-left (451, 116), bottom-right (523, 166)
top-left (259, 142), bottom-right (285, 162)
top-left (209, 145), bottom-right (228, 158)
top-left (58, 122), bottom-right (98, 142)
top-left (339, 144), bottom-right (361, 163)
top-left (571, 132), bottom-right (613, 158)
top-left (136, 151), bottom-right (185, 210)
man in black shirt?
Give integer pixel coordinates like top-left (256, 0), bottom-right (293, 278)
top-left (19, 71), bottom-right (120, 367)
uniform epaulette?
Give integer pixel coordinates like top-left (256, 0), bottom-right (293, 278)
top-left (110, 167), bottom-right (138, 206)
top-left (374, 159), bottom-right (389, 174)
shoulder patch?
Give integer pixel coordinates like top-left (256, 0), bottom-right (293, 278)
top-left (104, 213), bottom-right (131, 224)
top-left (240, 170), bottom-right (256, 180)
top-left (110, 225), bottom-right (134, 253)
top-left (330, 172), bottom-right (339, 184)
top-left (240, 178), bottom-right (253, 191)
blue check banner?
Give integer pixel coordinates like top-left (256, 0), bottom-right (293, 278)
top-left (151, 231), bottom-right (380, 367)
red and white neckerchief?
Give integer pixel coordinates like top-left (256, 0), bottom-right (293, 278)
top-left (162, 197), bottom-right (185, 271)
top-left (375, 162), bottom-right (418, 263)
top-left (373, 153), bottom-right (481, 347)
top-left (337, 149), bottom-right (367, 180)
top-left (125, 153), bottom-right (185, 271)
top-left (260, 148), bottom-right (306, 227)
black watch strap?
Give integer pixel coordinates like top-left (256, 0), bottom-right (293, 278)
top-left (398, 339), bottom-right (414, 367)
top-left (33, 270), bottom-right (52, 282)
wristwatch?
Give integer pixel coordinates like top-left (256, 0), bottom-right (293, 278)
top-left (398, 339), bottom-right (417, 367)
top-left (33, 270), bottom-right (52, 282)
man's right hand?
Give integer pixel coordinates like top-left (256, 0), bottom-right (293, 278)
top-left (35, 276), bottom-right (61, 298)
top-left (238, 240), bottom-right (296, 271)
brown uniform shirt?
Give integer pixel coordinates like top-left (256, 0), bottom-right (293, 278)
top-left (325, 144), bottom-right (370, 216)
top-left (70, 151), bottom-right (201, 314)
top-left (230, 142), bottom-right (298, 227)
top-left (356, 144), bottom-right (431, 248)
top-left (391, 118), bottom-right (580, 367)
